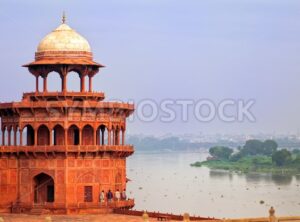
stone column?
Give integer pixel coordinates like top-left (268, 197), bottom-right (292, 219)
top-left (117, 130), bottom-right (120, 145)
top-left (43, 76), bottom-right (48, 92)
top-left (115, 130), bottom-right (119, 145)
top-left (108, 130), bottom-right (111, 145)
top-left (8, 127), bottom-right (11, 146)
top-left (2, 129), bottom-right (5, 145)
top-left (50, 129), bottom-right (53, 146)
top-left (112, 130), bottom-right (115, 145)
top-left (36, 76), bottom-right (39, 92)
top-left (79, 128), bottom-right (82, 146)
top-left (95, 129), bottom-right (99, 145)
top-left (80, 75), bottom-right (86, 92)
top-left (89, 76), bottom-right (93, 92)
top-left (19, 129), bottom-right (23, 146)
top-left (122, 129), bottom-right (125, 145)
top-left (101, 128), bottom-right (105, 145)
top-left (93, 128), bottom-right (97, 145)
top-left (65, 129), bottom-right (68, 146)
top-left (61, 75), bottom-right (67, 92)
top-left (14, 128), bottom-right (17, 146)
top-left (34, 129), bottom-right (38, 146)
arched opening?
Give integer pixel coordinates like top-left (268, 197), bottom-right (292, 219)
top-left (38, 76), bottom-right (43, 92)
top-left (0, 121), bottom-right (2, 145)
top-left (13, 127), bottom-right (19, 146)
top-left (68, 125), bottom-right (80, 145)
top-left (67, 71), bottom-right (80, 92)
top-left (2, 126), bottom-right (7, 145)
top-left (52, 125), bottom-right (65, 145)
top-left (33, 173), bottom-right (54, 203)
top-left (85, 76), bottom-right (89, 92)
top-left (47, 72), bottom-right (61, 92)
top-left (82, 125), bottom-right (94, 145)
top-left (120, 127), bottom-right (125, 145)
top-left (7, 127), bottom-right (14, 146)
top-left (96, 125), bottom-right (107, 145)
top-left (16, 127), bottom-right (20, 146)
top-left (23, 125), bottom-right (34, 146)
top-left (37, 125), bottom-right (50, 145)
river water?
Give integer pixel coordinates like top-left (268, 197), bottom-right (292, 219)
top-left (126, 151), bottom-right (300, 219)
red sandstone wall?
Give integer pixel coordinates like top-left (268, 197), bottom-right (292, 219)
top-left (65, 156), bottom-right (126, 206)
top-left (18, 157), bottom-right (66, 205)
top-left (0, 158), bottom-right (18, 209)
top-left (0, 155), bottom-right (127, 210)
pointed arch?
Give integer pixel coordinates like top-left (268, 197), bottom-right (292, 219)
top-left (2, 125), bottom-right (7, 145)
top-left (68, 124), bottom-right (80, 145)
top-left (37, 125), bottom-right (50, 145)
top-left (52, 124), bottom-right (65, 145)
top-left (23, 125), bottom-right (34, 146)
top-left (47, 71), bottom-right (62, 92)
top-left (37, 76), bottom-right (43, 92)
top-left (14, 126), bottom-right (20, 146)
top-left (82, 124), bottom-right (94, 145)
top-left (67, 71), bottom-right (81, 92)
top-left (33, 173), bottom-right (54, 203)
top-left (96, 124), bottom-right (107, 145)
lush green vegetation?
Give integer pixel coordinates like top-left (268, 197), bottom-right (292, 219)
top-left (191, 139), bottom-right (300, 174)
top-left (209, 146), bottom-right (233, 160)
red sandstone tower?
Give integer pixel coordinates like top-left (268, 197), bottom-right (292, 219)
top-left (0, 15), bottom-right (134, 214)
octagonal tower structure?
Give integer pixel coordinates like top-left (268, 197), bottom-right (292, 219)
top-left (0, 15), bottom-right (135, 214)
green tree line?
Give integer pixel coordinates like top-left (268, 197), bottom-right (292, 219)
top-left (208, 139), bottom-right (300, 167)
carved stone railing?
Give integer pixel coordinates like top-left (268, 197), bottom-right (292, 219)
top-left (71, 199), bottom-right (135, 209)
top-left (23, 91), bottom-right (105, 100)
top-left (0, 145), bottom-right (134, 156)
top-left (113, 207), bottom-right (218, 221)
top-left (0, 100), bottom-right (134, 110)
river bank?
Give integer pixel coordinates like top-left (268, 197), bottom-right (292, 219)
top-left (191, 156), bottom-right (300, 174)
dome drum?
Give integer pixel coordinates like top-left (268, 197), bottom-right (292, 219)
top-left (35, 51), bottom-right (93, 61)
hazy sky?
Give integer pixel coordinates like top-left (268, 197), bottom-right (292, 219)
top-left (0, 0), bottom-right (300, 136)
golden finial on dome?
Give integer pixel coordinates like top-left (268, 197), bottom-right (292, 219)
top-left (62, 11), bottom-right (66, 24)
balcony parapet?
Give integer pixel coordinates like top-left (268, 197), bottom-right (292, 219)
top-left (0, 100), bottom-right (134, 110)
top-left (22, 91), bottom-right (105, 101)
top-left (0, 145), bottom-right (134, 157)
top-left (10, 199), bottom-right (135, 214)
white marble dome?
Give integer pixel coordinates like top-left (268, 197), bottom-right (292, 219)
top-left (37, 23), bottom-right (91, 53)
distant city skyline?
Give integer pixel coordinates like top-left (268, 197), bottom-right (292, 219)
top-left (0, 0), bottom-right (300, 135)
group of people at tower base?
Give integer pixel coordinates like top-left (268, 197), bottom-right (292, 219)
top-left (99, 189), bottom-right (127, 204)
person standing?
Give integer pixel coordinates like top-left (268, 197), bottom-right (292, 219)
top-left (99, 190), bottom-right (105, 204)
top-left (115, 189), bottom-right (121, 202)
top-left (107, 190), bottom-right (113, 203)
top-left (121, 189), bottom-right (127, 200)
